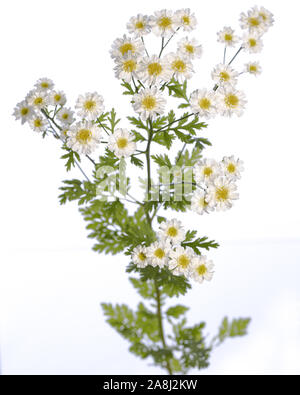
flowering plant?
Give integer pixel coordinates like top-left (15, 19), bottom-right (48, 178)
top-left (14, 6), bottom-right (273, 374)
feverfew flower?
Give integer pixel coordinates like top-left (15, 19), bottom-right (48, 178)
top-left (138, 55), bottom-right (172, 85)
top-left (27, 90), bottom-right (49, 110)
top-left (75, 92), bottom-right (104, 121)
top-left (240, 7), bottom-right (267, 35)
top-left (132, 245), bottom-right (148, 268)
top-left (110, 35), bottom-right (144, 60)
top-left (217, 88), bottom-right (247, 117)
top-left (243, 33), bottom-right (263, 54)
top-left (147, 241), bottom-right (170, 268)
top-left (13, 101), bottom-right (34, 124)
top-left (190, 89), bottom-right (218, 119)
top-left (50, 90), bottom-right (67, 106)
top-left (206, 176), bottom-right (239, 211)
top-left (191, 256), bottom-right (214, 283)
top-left (177, 37), bottom-right (202, 59)
top-left (132, 87), bottom-right (166, 121)
top-left (217, 26), bottom-right (239, 47)
top-left (158, 219), bottom-right (186, 245)
top-left (174, 9), bottom-right (197, 31)
top-left (190, 190), bottom-right (213, 215)
top-left (127, 14), bottom-right (151, 37)
top-left (169, 246), bottom-right (194, 277)
top-left (34, 77), bottom-right (54, 91)
top-left (257, 6), bottom-right (274, 31)
top-left (67, 121), bottom-right (102, 155)
top-left (167, 53), bottom-right (194, 82)
top-left (29, 115), bottom-right (48, 133)
top-left (194, 158), bottom-right (220, 184)
top-left (108, 128), bottom-right (136, 158)
top-left (245, 61), bottom-right (262, 76)
top-left (60, 127), bottom-right (70, 140)
top-left (57, 107), bottom-right (75, 125)
top-left (114, 52), bottom-right (140, 83)
top-left (221, 156), bottom-right (244, 180)
top-left (211, 64), bottom-right (239, 88)
top-left (150, 9), bottom-right (176, 37)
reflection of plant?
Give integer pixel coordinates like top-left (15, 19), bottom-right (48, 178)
top-left (14, 6), bottom-right (273, 374)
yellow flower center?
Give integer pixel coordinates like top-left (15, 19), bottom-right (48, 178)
top-left (84, 100), bottom-right (96, 111)
top-left (62, 113), bottom-right (69, 120)
top-left (154, 248), bottom-right (165, 259)
top-left (225, 94), bottom-right (239, 108)
top-left (199, 98), bottom-right (211, 110)
top-left (123, 59), bottom-right (137, 73)
top-left (260, 12), bottom-right (267, 21)
top-left (199, 198), bottom-right (208, 208)
top-left (76, 129), bottom-right (92, 144)
top-left (138, 252), bottom-right (147, 261)
top-left (197, 264), bottom-right (207, 276)
top-left (135, 21), bottom-right (145, 30)
top-left (203, 167), bottom-right (213, 177)
top-left (34, 119), bottom-right (42, 127)
top-left (249, 38), bottom-right (257, 47)
top-left (21, 107), bottom-right (29, 116)
top-left (120, 43), bottom-right (134, 56)
top-left (158, 16), bottom-right (172, 29)
top-left (248, 17), bottom-right (260, 27)
top-left (178, 254), bottom-right (190, 268)
top-left (185, 44), bottom-right (194, 54)
top-left (41, 82), bottom-right (49, 88)
top-left (54, 94), bottom-right (62, 102)
top-left (172, 59), bottom-right (186, 73)
top-left (34, 97), bottom-right (43, 106)
top-left (219, 71), bottom-right (230, 82)
top-left (249, 65), bottom-right (257, 73)
top-left (147, 62), bottom-right (163, 76)
top-left (224, 33), bottom-right (233, 42)
top-left (167, 226), bottom-right (178, 237)
top-left (142, 96), bottom-right (156, 110)
top-left (216, 186), bottom-right (229, 201)
top-left (182, 15), bottom-right (190, 25)
top-left (227, 163), bottom-right (236, 173)
top-left (117, 137), bottom-right (128, 149)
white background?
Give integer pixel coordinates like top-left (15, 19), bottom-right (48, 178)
top-left (0, 0), bottom-right (300, 375)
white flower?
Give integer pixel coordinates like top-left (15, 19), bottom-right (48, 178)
top-left (27, 90), bottom-right (49, 110)
top-left (13, 100), bottom-right (34, 124)
top-left (57, 107), bottom-right (75, 125)
top-left (149, 9), bottom-right (176, 37)
top-left (206, 176), bottom-right (239, 211)
top-left (114, 52), bottom-right (141, 83)
top-left (221, 156), bottom-right (244, 180)
top-left (174, 9), bottom-right (197, 32)
top-left (240, 7), bottom-right (268, 35)
top-left (110, 35), bottom-right (144, 60)
top-left (147, 240), bottom-right (171, 268)
top-left (194, 158), bottom-right (220, 184)
top-left (60, 126), bottom-right (70, 140)
top-left (34, 77), bottom-right (54, 91)
top-left (132, 245), bottom-right (148, 268)
top-left (67, 121), bottom-right (102, 155)
top-left (190, 255), bottom-right (214, 283)
top-left (190, 89), bottom-right (218, 119)
top-left (167, 53), bottom-right (194, 82)
top-left (75, 92), bottom-right (104, 121)
top-left (190, 190), bottom-right (213, 215)
top-left (245, 61), bottom-right (262, 76)
top-left (243, 33), bottom-right (263, 54)
top-left (217, 88), bottom-right (247, 117)
top-left (108, 128), bottom-right (136, 158)
top-left (138, 55), bottom-right (172, 85)
top-left (132, 87), bottom-right (166, 121)
top-left (177, 37), bottom-right (202, 59)
top-left (50, 90), bottom-right (67, 106)
top-left (256, 6), bottom-right (274, 31)
top-left (217, 26), bottom-right (239, 47)
top-left (158, 219), bottom-right (186, 245)
top-left (168, 246), bottom-right (194, 277)
top-left (211, 64), bottom-right (239, 88)
top-left (29, 115), bottom-right (48, 133)
top-left (127, 14), bottom-right (151, 37)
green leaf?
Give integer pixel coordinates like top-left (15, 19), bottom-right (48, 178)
top-left (166, 305), bottom-right (189, 319)
top-left (107, 108), bottom-right (121, 133)
top-left (60, 146), bottom-right (81, 172)
top-left (216, 317), bottom-right (251, 346)
top-left (129, 278), bottom-right (155, 300)
top-left (58, 179), bottom-right (96, 205)
top-left (121, 80), bottom-right (135, 96)
top-left (128, 116), bottom-right (148, 131)
top-left (182, 234), bottom-right (219, 254)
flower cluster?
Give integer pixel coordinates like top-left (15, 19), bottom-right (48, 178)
top-left (191, 156), bottom-right (244, 214)
top-left (132, 219), bottom-right (214, 284)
